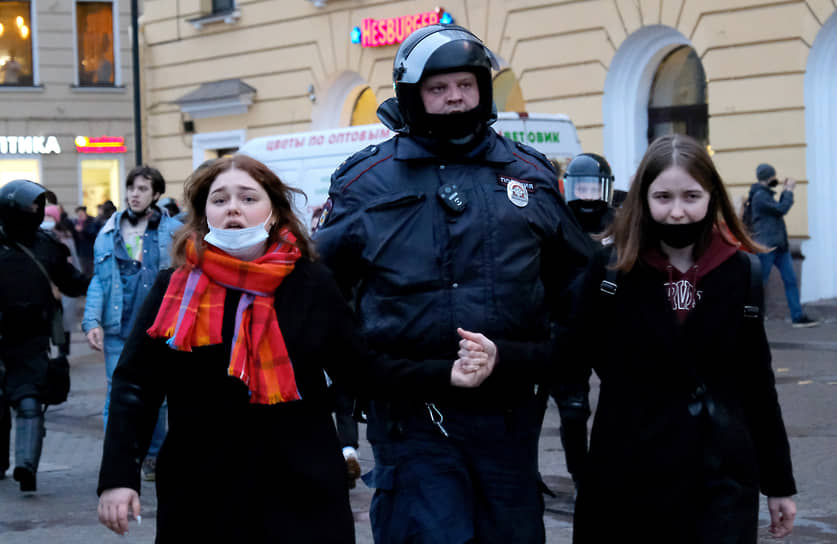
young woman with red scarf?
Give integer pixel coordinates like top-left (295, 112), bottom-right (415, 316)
top-left (96, 154), bottom-right (364, 542)
top-left (565, 134), bottom-right (797, 543)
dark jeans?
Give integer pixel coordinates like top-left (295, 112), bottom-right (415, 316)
top-left (364, 400), bottom-right (545, 544)
top-left (758, 249), bottom-right (803, 321)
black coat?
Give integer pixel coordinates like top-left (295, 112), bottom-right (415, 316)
top-left (0, 231), bottom-right (88, 402)
top-left (97, 258), bottom-right (365, 543)
top-left (567, 249), bottom-right (796, 543)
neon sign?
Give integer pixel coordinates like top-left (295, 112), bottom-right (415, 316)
top-left (351, 8), bottom-right (454, 48)
top-left (74, 136), bottom-right (127, 154)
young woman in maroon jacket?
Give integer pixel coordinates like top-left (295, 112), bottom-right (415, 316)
top-left (565, 134), bottom-right (797, 543)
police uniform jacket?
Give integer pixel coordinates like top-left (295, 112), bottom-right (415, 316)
top-left (0, 230), bottom-right (89, 402)
top-left (314, 126), bottom-right (591, 417)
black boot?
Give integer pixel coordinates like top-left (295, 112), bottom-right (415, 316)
top-left (13, 396), bottom-right (43, 492)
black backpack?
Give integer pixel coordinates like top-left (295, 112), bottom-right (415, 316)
top-left (741, 195), bottom-right (754, 230)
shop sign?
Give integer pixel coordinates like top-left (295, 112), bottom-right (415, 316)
top-left (496, 130), bottom-right (561, 145)
top-left (351, 8), bottom-right (453, 48)
top-left (0, 135), bottom-right (61, 155)
top-left (74, 136), bottom-right (127, 154)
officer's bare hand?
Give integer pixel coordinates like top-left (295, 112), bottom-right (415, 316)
top-left (451, 328), bottom-right (496, 388)
top-left (86, 327), bottom-right (104, 351)
top-left (783, 177), bottom-right (796, 191)
top-left (767, 496), bottom-right (796, 538)
top-left (98, 487), bottom-right (141, 535)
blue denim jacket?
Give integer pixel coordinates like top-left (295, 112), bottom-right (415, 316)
top-left (82, 209), bottom-right (181, 336)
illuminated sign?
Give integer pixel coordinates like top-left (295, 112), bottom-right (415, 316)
top-left (351, 8), bottom-right (454, 48)
top-left (74, 136), bottom-right (127, 154)
top-left (0, 136), bottom-right (61, 154)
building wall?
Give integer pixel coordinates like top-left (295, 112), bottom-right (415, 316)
top-left (0, 0), bottom-right (136, 208)
top-left (139, 0), bottom-right (836, 301)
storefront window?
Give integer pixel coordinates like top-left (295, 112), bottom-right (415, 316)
top-left (80, 158), bottom-right (120, 213)
top-left (76, 1), bottom-right (114, 86)
top-left (350, 87), bottom-right (378, 126)
top-left (0, 158), bottom-right (39, 185)
top-left (0, 1), bottom-right (34, 87)
top-left (647, 46), bottom-right (708, 145)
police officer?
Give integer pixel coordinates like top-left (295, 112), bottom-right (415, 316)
top-left (0, 180), bottom-right (89, 491)
top-left (553, 152), bottom-right (615, 491)
top-left (314, 24), bottom-right (590, 543)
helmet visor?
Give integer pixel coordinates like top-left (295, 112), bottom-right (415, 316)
top-left (564, 175), bottom-right (613, 204)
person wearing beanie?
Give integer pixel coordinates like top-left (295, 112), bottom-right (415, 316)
top-left (746, 163), bottom-right (819, 327)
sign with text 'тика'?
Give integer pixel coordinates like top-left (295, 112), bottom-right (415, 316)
top-left (351, 8), bottom-right (454, 48)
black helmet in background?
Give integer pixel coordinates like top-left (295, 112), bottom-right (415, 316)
top-left (0, 179), bottom-right (47, 244)
top-left (390, 24), bottom-right (499, 140)
top-left (563, 153), bottom-right (614, 206)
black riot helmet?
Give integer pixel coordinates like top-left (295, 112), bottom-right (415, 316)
top-left (391, 24), bottom-right (499, 140)
top-left (563, 153), bottom-right (615, 205)
top-left (0, 179), bottom-right (47, 243)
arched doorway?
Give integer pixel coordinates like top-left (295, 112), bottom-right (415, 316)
top-left (802, 12), bottom-right (837, 302)
top-left (311, 71), bottom-right (378, 130)
top-left (602, 25), bottom-right (691, 189)
top-left (493, 68), bottom-right (526, 113)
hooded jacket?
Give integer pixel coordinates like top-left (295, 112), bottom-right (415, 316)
top-left (747, 182), bottom-right (792, 251)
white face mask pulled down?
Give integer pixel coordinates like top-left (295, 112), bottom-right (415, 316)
top-left (204, 214), bottom-right (272, 261)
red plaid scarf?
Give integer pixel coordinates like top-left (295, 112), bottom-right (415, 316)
top-left (147, 231), bottom-right (302, 404)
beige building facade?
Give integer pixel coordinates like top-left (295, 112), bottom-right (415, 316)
top-left (139, 0), bottom-right (837, 302)
top-left (0, 0), bottom-right (138, 213)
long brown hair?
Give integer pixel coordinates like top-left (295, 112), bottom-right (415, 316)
top-left (171, 154), bottom-right (316, 267)
top-left (604, 134), bottom-right (764, 272)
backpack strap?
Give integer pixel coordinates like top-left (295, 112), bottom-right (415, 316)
top-left (742, 252), bottom-right (763, 319)
top-left (599, 248), bottom-right (619, 295)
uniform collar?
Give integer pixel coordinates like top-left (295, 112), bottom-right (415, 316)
top-left (393, 129), bottom-right (515, 165)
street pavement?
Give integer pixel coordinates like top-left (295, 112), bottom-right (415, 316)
top-left (1, 316), bottom-right (836, 543)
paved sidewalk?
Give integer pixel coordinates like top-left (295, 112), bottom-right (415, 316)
top-left (1, 318), bottom-right (835, 542)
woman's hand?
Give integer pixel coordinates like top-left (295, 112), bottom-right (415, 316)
top-left (98, 487), bottom-right (141, 535)
top-left (450, 328), bottom-right (497, 388)
top-left (86, 327), bottom-right (104, 352)
top-left (767, 496), bottom-right (796, 538)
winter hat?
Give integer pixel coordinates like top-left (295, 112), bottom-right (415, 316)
top-left (756, 163), bottom-right (776, 182)
top-left (44, 204), bottom-right (61, 222)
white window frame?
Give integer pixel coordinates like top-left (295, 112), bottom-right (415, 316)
top-left (192, 130), bottom-right (245, 170)
top-left (71, 0), bottom-right (122, 88)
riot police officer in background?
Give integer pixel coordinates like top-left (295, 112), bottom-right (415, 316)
top-left (554, 153), bottom-right (615, 491)
top-left (0, 180), bottom-right (89, 491)
top-left (315, 24), bottom-right (590, 543)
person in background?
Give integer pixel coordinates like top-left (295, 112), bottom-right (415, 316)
top-left (82, 166), bottom-right (181, 482)
top-left (566, 134), bottom-right (797, 542)
top-left (97, 154), bottom-right (365, 541)
top-left (315, 24), bottom-right (591, 543)
top-left (74, 206), bottom-right (99, 277)
top-left (747, 163), bottom-right (819, 327)
top-left (0, 180), bottom-right (89, 492)
top-left (42, 205), bottom-right (83, 356)
top-left (551, 152), bottom-right (616, 494)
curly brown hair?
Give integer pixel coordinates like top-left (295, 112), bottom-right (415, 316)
top-left (603, 134), bottom-right (764, 272)
top-left (171, 154), bottom-right (316, 267)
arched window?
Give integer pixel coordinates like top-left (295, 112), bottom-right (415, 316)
top-left (647, 46), bottom-right (708, 144)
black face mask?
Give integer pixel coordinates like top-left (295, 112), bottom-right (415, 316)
top-left (651, 217), bottom-right (708, 249)
top-left (568, 200), bottom-right (608, 232)
top-left (767, 178), bottom-right (780, 188)
top-left (421, 106), bottom-right (485, 141)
